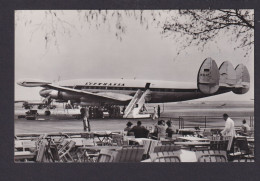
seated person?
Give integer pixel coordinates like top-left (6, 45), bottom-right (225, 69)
top-left (166, 120), bottom-right (176, 138)
top-left (240, 119), bottom-right (251, 136)
top-left (129, 121), bottom-right (149, 138)
top-left (153, 120), bottom-right (167, 140)
top-left (124, 121), bottom-right (133, 132)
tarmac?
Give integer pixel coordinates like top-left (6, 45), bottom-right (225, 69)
top-left (15, 101), bottom-right (254, 134)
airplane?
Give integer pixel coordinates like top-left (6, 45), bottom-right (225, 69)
top-left (17, 58), bottom-right (250, 118)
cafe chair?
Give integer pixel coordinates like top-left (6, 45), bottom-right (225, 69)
top-left (229, 137), bottom-right (250, 161)
top-left (195, 150), bottom-right (227, 162)
top-left (96, 149), bottom-right (115, 162)
top-left (58, 140), bottom-right (76, 162)
top-left (111, 134), bottom-right (124, 146)
top-left (210, 140), bottom-right (229, 151)
top-left (150, 151), bottom-right (181, 162)
top-left (112, 147), bottom-right (145, 162)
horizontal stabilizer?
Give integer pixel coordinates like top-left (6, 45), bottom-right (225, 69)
top-left (197, 58), bottom-right (220, 94)
top-left (232, 64), bottom-right (250, 94)
top-left (219, 61), bottom-right (237, 86)
top-left (17, 79), bottom-right (51, 87)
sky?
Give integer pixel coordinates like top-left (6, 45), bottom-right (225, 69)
top-left (15, 10), bottom-right (254, 102)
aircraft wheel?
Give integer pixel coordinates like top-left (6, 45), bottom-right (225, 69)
top-left (45, 111), bottom-right (51, 116)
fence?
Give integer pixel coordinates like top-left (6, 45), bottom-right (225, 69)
top-left (160, 116), bottom-right (254, 129)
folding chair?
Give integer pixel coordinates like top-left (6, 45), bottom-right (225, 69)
top-left (57, 139), bottom-right (70, 150)
top-left (58, 140), bottom-right (76, 162)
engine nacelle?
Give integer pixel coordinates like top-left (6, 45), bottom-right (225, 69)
top-left (49, 90), bottom-right (60, 99)
top-left (197, 57), bottom-right (220, 94)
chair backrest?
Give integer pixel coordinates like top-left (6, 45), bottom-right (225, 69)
top-left (191, 146), bottom-right (210, 151)
top-left (235, 137), bottom-right (250, 154)
top-left (97, 149), bottom-right (115, 162)
top-left (161, 139), bottom-right (175, 145)
top-left (22, 141), bottom-right (36, 151)
top-left (148, 140), bottom-right (160, 154)
top-left (153, 145), bottom-right (181, 153)
top-left (246, 130), bottom-right (254, 137)
top-left (203, 131), bottom-right (212, 137)
top-left (111, 134), bottom-right (124, 146)
top-left (49, 143), bottom-right (60, 161)
top-left (233, 158), bottom-right (254, 162)
top-left (57, 140), bottom-right (70, 150)
top-left (66, 141), bottom-right (76, 151)
top-left (58, 140), bottom-right (75, 154)
top-left (210, 140), bottom-right (229, 151)
top-left (150, 151), bottom-right (181, 162)
top-left (141, 140), bottom-right (152, 155)
top-left (195, 150), bottom-right (227, 162)
top-left (112, 147), bottom-right (145, 162)
top-left (36, 141), bottom-right (48, 162)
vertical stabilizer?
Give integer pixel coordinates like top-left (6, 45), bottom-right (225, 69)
top-left (197, 58), bottom-right (220, 94)
top-left (232, 64), bottom-right (250, 94)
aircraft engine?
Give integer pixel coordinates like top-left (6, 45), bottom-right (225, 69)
top-left (197, 57), bottom-right (220, 94)
top-left (49, 90), bottom-right (60, 99)
top-left (232, 64), bottom-right (250, 94)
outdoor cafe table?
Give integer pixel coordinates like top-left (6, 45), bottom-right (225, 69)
top-left (92, 131), bottom-right (120, 145)
top-left (15, 140), bottom-right (37, 149)
top-left (174, 137), bottom-right (210, 150)
top-left (14, 151), bottom-right (36, 161)
top-left (141, 149), bottom-right (197, 162)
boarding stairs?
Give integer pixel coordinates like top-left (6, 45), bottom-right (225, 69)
top-left (123, 89), bottom-right (151, 118)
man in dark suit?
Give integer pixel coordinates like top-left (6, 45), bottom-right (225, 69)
top-left (129, 121), bottom-right (149, 138)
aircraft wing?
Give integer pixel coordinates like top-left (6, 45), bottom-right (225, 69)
top-left (44, 84), bottom-right (133, 102)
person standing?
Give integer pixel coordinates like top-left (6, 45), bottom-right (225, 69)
top-left (154, 120), bottom-right (167, 140)
top-left (157, 105), bottom-right (161, 118)
top-left (122, 105), bottom-right (126, 115)
top-left (220, 113), bottom-right (236, 137)
top-left (166, 120), bottom-right (176, 138)
top-left (82, 107), bottom-right (91, 132)
top-left (152, 106), bottom-right (158, 120)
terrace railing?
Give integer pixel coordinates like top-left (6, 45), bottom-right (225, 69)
top-left (160, 115), bottom-right (254, 129)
